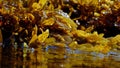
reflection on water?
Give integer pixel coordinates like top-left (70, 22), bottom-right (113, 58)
top-left (0, 46), bottom-right (120, 68)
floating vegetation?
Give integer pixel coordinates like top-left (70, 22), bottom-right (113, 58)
top-left (1, 0), bottom-right (120, 67)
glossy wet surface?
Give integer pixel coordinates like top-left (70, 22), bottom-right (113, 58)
top-left (0, 46), bottom-right (120, 68)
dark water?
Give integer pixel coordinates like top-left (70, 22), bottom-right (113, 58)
top-left (0, 46), bottom-right (120, 68)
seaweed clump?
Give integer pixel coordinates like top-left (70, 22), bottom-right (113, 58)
top-left (1, 0), bottom-right (120, 64)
